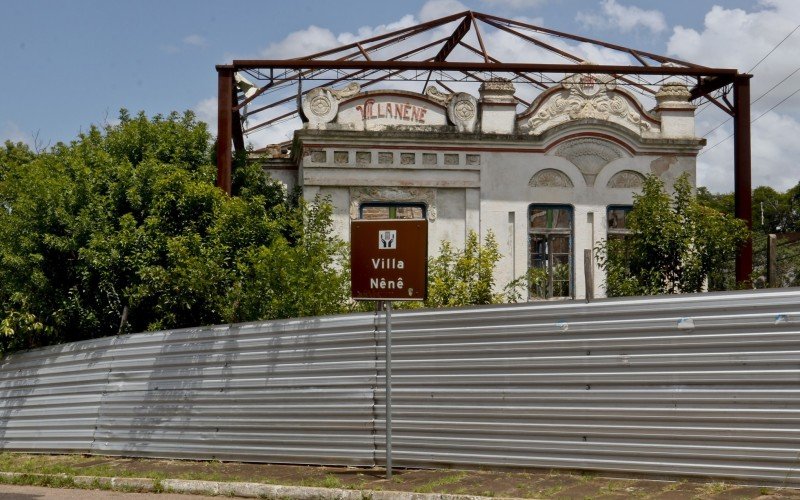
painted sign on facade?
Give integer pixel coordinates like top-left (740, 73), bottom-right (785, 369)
top-left (337, 92), bottom-right (447, 131)
top-left (350, 219), bottom-right (428, 301)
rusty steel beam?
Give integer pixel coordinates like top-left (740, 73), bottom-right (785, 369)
top-left (470, 12), bottom-right (491, 63)
top-left (216, 65), bottom-right (233, 195)
top-left (704, 93), bottom-right (735, 116)
top-left (241, 35), bottom-right (451, 119)
top-left (458, 41), bottom-right (548, 90)
top-left (243, 68), bottom-right (408, 135)
top-left (690, 75), bottom-right (736, 101)
top-left (232, 59), bottom-right (739, 77)
top-left (734, 74), bottom-right (753, 285)
top-left (480, 17), bottom-right (583, 63)
top-left (356, 43), bottom-right (371, 61)
top-left (434, 13), bottom-right (472, 62)
top-left (475, 12), bottom-right (701, 68)
top-left (294, 11), bottom-right (469, 61)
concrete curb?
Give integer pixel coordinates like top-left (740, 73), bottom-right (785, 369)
top-left (0, 471), bottom-right (512, 499)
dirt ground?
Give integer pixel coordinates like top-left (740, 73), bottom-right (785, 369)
top-left (3, 453), bottom-right (800, 499)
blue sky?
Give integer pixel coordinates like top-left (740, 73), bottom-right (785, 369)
top-left (2, 0), bottom-right (798, 192)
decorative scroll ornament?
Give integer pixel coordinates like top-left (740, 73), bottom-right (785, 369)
top-left (607, 170), bottom-right (646, 189)
top-left (424, 85), bottom-right (452, 105)
top-left (329, 82), bottom-right (361, 100)
top-left (301, 83), bottom-right (363, 126)
top-left (447, 92), bottom-right (479, 133)
top-left (522, 74), bottom-right (655, 135)
top-left (529, 168), bottom-right (574, 188)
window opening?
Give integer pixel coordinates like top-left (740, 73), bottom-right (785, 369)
top-left (359, 202), bottom-right (426, 220)
top-left (528, 205), bottom-right (573, 299)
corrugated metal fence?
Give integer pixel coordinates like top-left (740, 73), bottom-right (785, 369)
top-left (1, 288), bottom-right (799, 483)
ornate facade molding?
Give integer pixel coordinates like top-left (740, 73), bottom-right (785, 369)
top-left (607, 170), bottom-right (646, 189)
top-left (424, 85), bottom-right (452, 105)
top-left (448, 92), bottom-right (479, 133)
top-left (520, 74), bottom-right (658, 136)
top-left (553, 137), bottom-right (624, 187)
top-left (301, 83), bottom-right (363, 126)
top-left (529, 168), bottom-right (574, 188)
top-left (349, 187), bottom-right (437, 221)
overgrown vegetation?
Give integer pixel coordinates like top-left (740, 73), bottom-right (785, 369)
top-left (698, 182), bottom-right (800, 289)
top-left (0, 110), bottom-right (348, 354)
top-left (425, 231), bottom-right (502, 307)
top-left (596, 174), bottom-right (748, 296)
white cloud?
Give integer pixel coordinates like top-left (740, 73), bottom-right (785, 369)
top-left (480, 0), bottom-right (545, 9)
top-left (698, 111), bottom-right (800, 192)
top-left (668, 1), bottom-right (800, 191)
top-left (182, 34), bottom-right (207, 47)
top-left (259, 25), bottom-right (340, 59)
top-left (0, 121), bottom-right (33, 146)
top-left (194, 97), bottom-right (217, 135)
top-left (576, 0), bottom-right (667, 34)
top-left (419, 0), bottom-right (467, 22)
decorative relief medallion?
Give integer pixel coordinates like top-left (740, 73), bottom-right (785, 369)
top-left (444, 154), bottom-right (459, 165)
top-left (301, 83), bottom-right (362, 126)
top-left (310, 95), bottom-right (331, 116)
top-left (607, 170), bottom-right (646, 189)
top-left (521, 73), bottom-right (657, 136)
top-left (554, 137), bottom-right (624, 186)
top-left (529, 168), bottom-right (574, 188)
top-left (400, 153), bottom-right (416, 165)
top-left (454, 100), bottom-right (475, 120)
top-left (301, 88), bottom-right (338, 125)
top-left (447, 92), bottom-right (479, 133)
top-left (349, 187), bottom-right (437, 221)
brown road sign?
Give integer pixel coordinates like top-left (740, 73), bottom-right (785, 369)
top-left (350, 219), bottom-right (428, 301)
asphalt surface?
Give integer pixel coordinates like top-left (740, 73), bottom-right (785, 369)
top-left (0, 484), bottom-right (219, 500)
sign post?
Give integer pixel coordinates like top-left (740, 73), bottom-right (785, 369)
top-left (350, 219), bottom-right (427, 479)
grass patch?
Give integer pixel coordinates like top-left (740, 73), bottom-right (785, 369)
top-left (299, 473), bottom-right (343, 489)
top-left (413, 471), bottom-right (469, 493)
top-left (0, 473), bottom-right (77, 489)
top-left (537, 484), bottom-right (564, 497)
top-left (695, 480), bottom-right (730, 498)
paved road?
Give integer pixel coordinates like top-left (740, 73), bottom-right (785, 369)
top-left (0, 484), bottom-right (221, 500)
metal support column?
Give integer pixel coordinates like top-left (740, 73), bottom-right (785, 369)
top-left (216, 65), bottom-right (233, 195)
top-left (733, 74), bottom-right (753, 284)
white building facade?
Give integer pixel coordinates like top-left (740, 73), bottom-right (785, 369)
top-left (265, 74), bottom-right (703, 300)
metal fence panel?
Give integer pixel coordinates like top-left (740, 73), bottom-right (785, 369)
top-left (374, 289), bottom-right (800, 483)
top-left (1, 288), bottom-right (800, 483)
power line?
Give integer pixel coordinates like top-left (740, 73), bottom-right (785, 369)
top-left (752, 85), bottom-right (800, 123)
top-left (702, 117), bottom-right (731, 138)
top-left (748, 23), bottom-right (800, 73)
top-left (698, 23), bottom-right (800, 128)
top-left (752, 64), bottom-right (800, 105)
top-left (699, 84), bottom-right (800, 155)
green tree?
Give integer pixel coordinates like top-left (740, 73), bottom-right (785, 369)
top-left (596, 174), bottom-right (748, 296)
top-left (697, 181), bottom-right (800, 289)
top-left (425, 231), bottom-right (503, 307)
top-left (0, 110), bottom-right (347, 353)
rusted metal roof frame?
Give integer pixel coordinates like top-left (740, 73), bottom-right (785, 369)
top-left (215, 10), bottom-right (753, 284)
